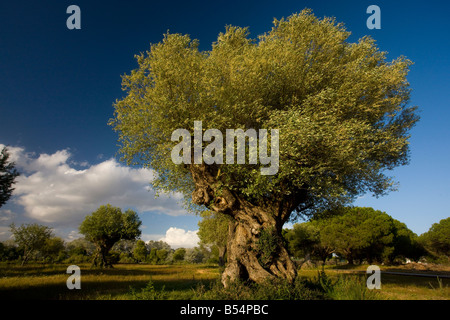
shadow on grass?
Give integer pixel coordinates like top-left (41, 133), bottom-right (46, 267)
top-left (0, 263), bottom-right (206, 278)
top-left (0, 277), bottom-right (218, 300)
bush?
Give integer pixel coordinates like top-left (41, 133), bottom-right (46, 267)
top-left (64, 253), bottom-right (91, 264)
top-left (128, 272), bottom-right (380, 300)
top-left (315, 271), bottom-right (380, 300)
top-left (130, 281), bottom-right (167, 300)
top-left (195, 277), bottom-right (325, 300)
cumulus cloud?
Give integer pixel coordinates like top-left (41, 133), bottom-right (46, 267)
top-left (0, 144), bottom-right (188, 235)
top-left (159, 227), bottom-right (199, 249)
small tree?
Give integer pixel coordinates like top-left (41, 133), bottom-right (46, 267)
top-left (148, 248), bottom-right (158, 264)
top-left (0, 147), bottom-right (20, 208)
top-left (319, 207), bottom-right (396, 264)
top-left (391, 219), bottom-right (425, 262)
top-left (133, 240), bottom-right (149, 262)
top-left (172, 248), bottom-right (186, 263)
top-left (185, 247), bottom-right (205, 264)
top-left (156, 249), bottom-right (169, 264)
top-left (79, 204), bottom-right (142, 268)
top-left (0, 240), bottom-right (21, 261)
top-left (420, 217), bottom-right (450, 257)
top-left (284, 221), bottom-right (333, 267)
top-left (10, 223), bottom-right (53, 265)
top-left (41, 237), bottom-right (66, 263)
top-left (197, 211), bottom-right (230, 267)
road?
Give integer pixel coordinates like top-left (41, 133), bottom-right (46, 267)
top-left (333, 269), bottom-right (450, 279)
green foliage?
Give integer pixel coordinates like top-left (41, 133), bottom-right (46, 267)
top-left (193, 277), bottom-right (325, 300)
top-left (130, 280), bottom-right (167, 300)
top-left (133, 240), bottom-right (148, 262)
top-left (148, 248), bottom-right (158, 263)
top-left (285, 207), bottom-right (423, 264)
top-left (65, 237), bottom-right (96, 263)
top-left (173, 248), bottom-right (186, 263)
top-left (284, 220), bottom-right (332, 264)
top-left (185, 247), bottom-right (205, 264)
top-left (256, 227), bottom-right (280, 269)
top-left (197, 211), bottom-right (229, 265)
top-left (420, 217), bottom-right (450, 257)
top-left (79, 204), bottom-right (142, 245)
top-left (10, 223), bottom-right (53, 265)
top-left (79, 204), bottom-right (142, 267)
top-left (0, 147), bottom-right (20, 208)
top-left (41, 237), bottom-right (66, 263)
top-left (156, 249), bottom-right (169, 263)
top-left (0, 241), bottom-right (22, 261)
top-left (318, 207), bottom-right (398, 263)
top-left (315, 271), bottom-right (380, 300)
top-left (110, 9), bottom-right (419, 217)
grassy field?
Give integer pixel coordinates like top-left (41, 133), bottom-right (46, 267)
top-left (0, 263), bottom-right (219, 300)
top-left (0, 262), bottom-right (448, 300)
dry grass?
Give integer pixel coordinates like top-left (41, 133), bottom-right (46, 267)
top-left (298, 263), bottom-right (450, 300)
top-left (0, 262), bottom-right (448, 300)
top-left (0, 263), bottom-right (219, 300)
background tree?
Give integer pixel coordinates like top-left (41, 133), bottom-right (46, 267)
top-left (391, 219), bottom-right (425, 262)
top-left (112, 239), bottom-right (137, 263)
top-left (172, 248), bottom-right (186, 263)
top-left (420, 217), bottom-right (450, 258)
top-left (147, 240), bottom-right (171, 251)
top-left (133, 240), bottom-right (148, 262)
top-left (284, 221), bottom-right (333, 267)
top-left (66, 237), bottom-right (96, 263)
top-left (79, 204), bottom-right (142, 268)
top-left (319, 207), bottom-right (395, 264)
top-left (148, 247), bottom-right (158, 264)
top-left (0, 240), bottom-right (22, 261)
top-left (10, 223), bottom-right (53, 265)
top-left (307, 207), bottom-right (423, 264)
top-left (156, 248), bottom-right (169, 263)
top-left (197, 211), bottom-right (230, 267)
top-left (0, 147), bottom-right (20, 208)
top-left (110, 10), bottom-right (419, 285)
top-left (185, 247), bottom-right (205, 264)
top-left (41, 237), bottom-right (66, 263)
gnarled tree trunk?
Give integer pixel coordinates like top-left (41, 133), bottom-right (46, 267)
top-left (222, 209), bottom-right (297, 286)
top-left (92, 243), bottom-right (114, 268)
top-left (190, 164), bottom-right (301, 287)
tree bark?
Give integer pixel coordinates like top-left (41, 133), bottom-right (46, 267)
top-left (218, 245), bottom-right (226, 268)
top-left (221, 211), bottom-right (297, 286)
top-left (92, 243), bottom-right (114, 268)
top-left (189, 164), bottom-right (299, 287)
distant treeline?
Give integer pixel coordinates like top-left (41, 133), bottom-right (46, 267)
top-left (1, 206), bottom-right (448, 267)
top-left (283, 207), bottom-right (450, 266)
top-left (0, 235), bottom-right (216, 265)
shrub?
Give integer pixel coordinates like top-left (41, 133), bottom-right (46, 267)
top-left (316, 271), bottom-right (380, 300)
top-left (195, 277), bottom-right (325, 300)
top-left (130, 281), bottom-right (167, 300)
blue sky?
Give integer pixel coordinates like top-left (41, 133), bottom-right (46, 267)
top-left (0, 0), bottom-right (449, 245)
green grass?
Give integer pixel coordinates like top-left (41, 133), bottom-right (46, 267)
top-left (0, 262), bottom-right (219, 300)
top-left (0, 262), bottom-right (448, 300)
top-left (298, 264), bottom-right (450, 300)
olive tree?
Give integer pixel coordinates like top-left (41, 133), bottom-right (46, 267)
top-left (110, 10), bottom-right (418, 285)
top-left (0, 147), bottom-right (20, 208)
top-left (10, 223), bottom-right (53, 265)
top-left (197, 211), bottom-right (230, 267)
top-left (79, 204), bottom-right (142, 268)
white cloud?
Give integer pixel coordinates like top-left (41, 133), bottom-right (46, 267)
top-left (0, 144), bottom-right (188, 235)
top-left (159, 227), bottom-right (199, 249)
